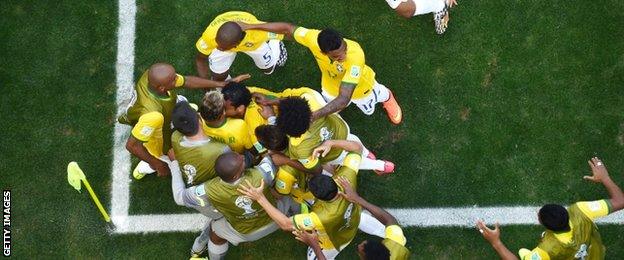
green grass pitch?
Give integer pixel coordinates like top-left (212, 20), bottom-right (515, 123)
top-left (1, 0), bottom-right (623, 258)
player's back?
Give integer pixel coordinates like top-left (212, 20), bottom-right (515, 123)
top-left (206, 168), bottom-right (275, 234)
top-left (537, 204), bottom-right (605, 259)
top-left (287, 114), bottom-right (349, 165)
top-left (171, 131), bottom-right (230, 186)
top-left (201, 117), bottom-right (252, 153)
top-left (119, 70), bottom-right (177, 125)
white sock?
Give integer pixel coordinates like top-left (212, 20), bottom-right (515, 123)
top-left (358, 212), bottom-right (386, 238)
top-left (413, 0), bottom-right (446, 16)
top-left (191, 222), bottom-right (211, 253)
top-left (373, 81), bottom-right (391, 103)
top-left (134, 160), bottom-right (155, 174)
top-left (360, 157), bottom-right (386, 171)
top-left (208, 240), bottom-right (228, 260)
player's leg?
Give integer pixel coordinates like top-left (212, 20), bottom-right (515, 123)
top-left (346, 133), bottom-right (395, 175)
top-left (351, 80), bottom-right (402, 125)
top-left (191, 221), bottom-right (212, 257)
top-left (246, 39), bottom-right (287, 75)
top-left (358, 211), bottom-right (386, 238)
top-left (385, 0), bottom-right (416, 18)
top-left (207, 221), bottom-right (230, 260)
top-left (208, 49), bottom-right (236, 81)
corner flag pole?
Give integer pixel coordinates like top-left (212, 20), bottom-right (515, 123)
top-left (67, 162), bottom-right (111, 222)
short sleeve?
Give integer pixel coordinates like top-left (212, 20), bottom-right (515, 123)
top-left (131, 111), bottom-right (164, 142)
top-left (196, 37), bottom-right (214, 55)
top-left (293, 27), bottom-right (320, 49)
top-left (575, 200), bottom-right (612, 220)
top-left (519, 247), bottom-right (550, 260)
top-left (292, 212), bottom-right (321, 231)
top-left (385, 225), bottom-right (407, 246)
top-left (175, 74), bottom-right (185, 87)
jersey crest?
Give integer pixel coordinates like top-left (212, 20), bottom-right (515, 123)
top-left (319, 127), bottom-right (333, 141)
top-left (235, 196), bottom-right (256, 217)
top-left (182, 164), bottom-right (197, 185)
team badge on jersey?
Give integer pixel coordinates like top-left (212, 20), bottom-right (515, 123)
top-left (336, 63), bottom-right (344, 72)
top-left (140, 126), bottom-right (154, 137)
top-left (319, 127), bottom-right (333, 141)
top-left (183, 164), bottom-right (197, 185)
top-left (235, 196), bottom-right (257, 217)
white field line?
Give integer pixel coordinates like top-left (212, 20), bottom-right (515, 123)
top-left (110, 0), bottom-right (624, 234)
top-left (113, 208), bottom-right (624, 234)
top-left (111, 0), bottom-right (136, 228)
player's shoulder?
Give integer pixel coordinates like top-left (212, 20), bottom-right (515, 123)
top-left (345, 39), bottom-right (365, 59)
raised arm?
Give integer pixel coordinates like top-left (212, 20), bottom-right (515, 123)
top-left (183, 74), bottom-right (250, 89)
top-left (194, 53), bottom-right (211, 79)
top-left (585, 157), bottom-right (624, 211)
top-left (313, 139), bottom-right (363, 158)
top-left (476, 221), bottom-right (519, 260)
top-left (239, 22), bottom-right (297, 39)
top-left (336, 177), bottom-right (396, 226)
top-left (311, 83), bottom-right (354, 121)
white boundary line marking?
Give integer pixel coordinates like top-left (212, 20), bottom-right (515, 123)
top-left (110, 0), bottom-right (624, 234)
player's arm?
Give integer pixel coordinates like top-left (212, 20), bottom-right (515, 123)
top-left (336, 177), bottom-right (397, 226)
top-left (125, 112), bottom-right (170, 177)
top-left (476, 221), bottom-right (519, 260)
top-left (269, 152), bottom-right (315, 174)
top-left (584, 157), bottom-right (624, 212)
top-left (182, 74), bottom-right (251, 89)
top-left (167, 159), bottom-right (204, 207)
top-left (239, 22), bottom-right (296, 39)
top-left (194, 52), bottom-right (211, 79)
top-left (311, 83), bottom-right (355, 121)
top-left (313, 139), bottom-right (363, 157)
top-left (237, 180), bottom-right (295, 231)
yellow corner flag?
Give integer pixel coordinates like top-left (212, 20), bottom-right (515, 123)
top-left (67, 162), bottom-right (111, 223)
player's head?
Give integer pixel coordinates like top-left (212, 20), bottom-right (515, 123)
top-left (318, 29), bottom-right (346, 62)
top-left (216, 22), bottom-right (245, 51)
top-left (215, 152), bottom-right (245, 183)
top-left (308, 175), bottom-right (338, 201)
top-left (199, 91), bottom-right (225, 122)
top-left (357, 239), bottom-right (390, 260)
top-left (255, 125), bottom-right (288, 151)
top-left (276, 97), bottom-right (311, 137)
top-left (222, 82), bottom-right (252, 118)
top-left (148, 63), bottom-right (177, 92)
top-left (172, 101), bottom-right (199, 136)
top-left (538, 204), bottom-right (571, 232)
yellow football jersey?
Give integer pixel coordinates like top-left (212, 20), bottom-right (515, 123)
top-left (293, 27), bottom-right (376, 99)
top-left (200, 117), bottom-right (253, 153)
top-left (196, 11), bottom-right (284, 55)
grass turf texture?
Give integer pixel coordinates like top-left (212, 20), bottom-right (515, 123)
top-left (2, 0), bottom-right (623, 258)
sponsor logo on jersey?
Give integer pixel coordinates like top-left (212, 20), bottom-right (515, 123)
top-left (339, 203), bottom-right (354, 231)
top-left (276, 180), bottom-right (286, 190)
top-left (245, 42), bottom-right (254, 48)
top-left (140, 126), bottom-right (154, 137)
top-left (199, 39), bottom-right (208, 50)
top-left (319, 127), bottom-right (333, 141)
top-left (302, 217), bottom-right (313, 228)
top-left (235, 196), bottom-right (257, 217)
top-left (183, 164), bottom-right (197, 185)
top-left (268, 32), bottom-right (278, 39)
top-left (350, 65), bottom-right (361, 78)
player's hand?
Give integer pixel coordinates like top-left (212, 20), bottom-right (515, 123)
top-left (337, 176), bottom-right (360, 202)
top-left (447, 0), bottom-right (458, 8)
top-left (152, 160), bottom-right (171, 177)
top-left (292, 229), bottom-right (320, 247)
top-left (269, 152), bottom-right (291, 166)
top-left (237, 179), bottom-right (265, 201)
top-left (236, 21), bottom-right (251, 31)
top-left (167, 148), bottom-right (176, 161)
top-left (258, 104), bottom-right (275, 119)
top-left (476, 220), bottom-right (501, 244)
top-left (585, 157), bottom-right (610, 183)
top-left (230, 74), bottom-right (251, 83)
top-left (312, 140), bottom-right (333, 158)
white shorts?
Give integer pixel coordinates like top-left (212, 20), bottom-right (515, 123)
top-left (209, 40), bottom-right (282, 74)
top-left (210, 196), bottom-right (293, 245)
top-left (385, 0), bottom-right (410, 9)
top-left (321, 81), bottom-right (390, 116)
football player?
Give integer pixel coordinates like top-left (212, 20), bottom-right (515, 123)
top-left (385, 0), bottom-right (458, 34)
top-left (477, 157), bottom-right (624, 260)
top-left (118, 63), bottom-right (247, 179)
top-left (238, 140), bottom-right (388, 260)
top-left (195, 11), bottom-right (287, 81)
top-left (238, 22), bottom-right (403, 125)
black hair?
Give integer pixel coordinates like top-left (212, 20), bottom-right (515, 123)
top-left (362, 240), bottom-right (390, 260)
top-left (255, 125), bottom-right (288, 151)
top-left (317, 29), bottom-right (343, 53)
top-left (538, 204), bottom-right (570, 232)
top-left (216, 22), bottom-right (245, 47)
top-left (222, 82), bottom-right (251, 107)
top-left (215, 152), bottom-right (240, 183)
top-left (276, 97), bottom-right (311, 137)
top-left (308, 175), bottom-right (337, 201)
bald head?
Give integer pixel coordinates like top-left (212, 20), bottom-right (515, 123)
top-left (215, 152), bottom-right (244, 182)
top-left (148, 63), bottom-right (177, 92)
top-left (216, 22), bottom-right (244, 50)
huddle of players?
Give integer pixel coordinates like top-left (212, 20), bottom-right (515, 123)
top-left (119, 7), bottom-right (624, 260)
